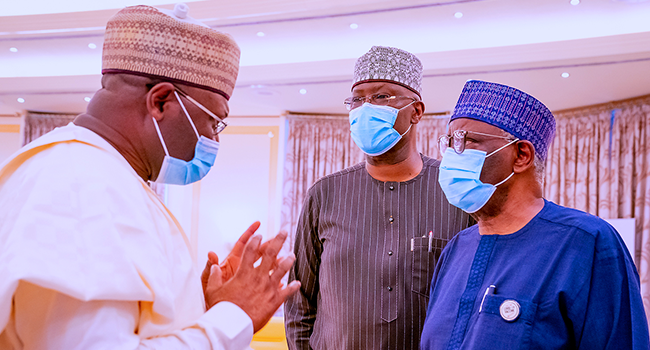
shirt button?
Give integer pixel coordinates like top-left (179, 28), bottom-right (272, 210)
top-left (388, 216), bottom-right (394, 223)
top-left (388, 250), bottom-right (393, 256)
top-left (389, 185), bottom-right (395, 191)
top-left (387, 286), bottom-right (393, 291)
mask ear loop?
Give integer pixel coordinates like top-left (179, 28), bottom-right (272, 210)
top-left (400, 123), bottom-right (413, 137)
top-left (494, 171), bottom-right (514, 187)
top-left (397, 99), bottom-right (417, 136)
top-left (486, 138), bottom-right (519, 158)
top-left (174, 90), bottom-right (200, 140)
top-left (488, 138), bottom-right (519, 187)
top-left (152, 117), bottom-right (170, 157)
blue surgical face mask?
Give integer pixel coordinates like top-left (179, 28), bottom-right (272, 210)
top-left (437, 139), bottom-right (518, 213)
top-left (153, 91), bottom-right (220, 185)
top-left (349, 102), bottom-right (414, 156)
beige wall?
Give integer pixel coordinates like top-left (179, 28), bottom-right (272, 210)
top-left (163, 116), bottom-right (287, 266)
top-left (0, 115), bottom-right (21, 164)
top-left (0, 114), bottom-right (287, 268)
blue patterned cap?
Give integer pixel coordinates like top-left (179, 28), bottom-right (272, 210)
top-left (450, 80), bottom-right (556, 160)
top-left (352, 46), bottom-right (422, 97)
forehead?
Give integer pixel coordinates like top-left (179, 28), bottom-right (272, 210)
top-left (352, 81), bottom-right (411, 96)
top-left (448, 117), bottom-right (507, 135)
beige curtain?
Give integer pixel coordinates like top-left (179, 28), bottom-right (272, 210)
top-left (22, 110), bottom-right (77, 146)
top-left (544, 94), bottom-right (650, 320)
top-left (279, 112), bottom-right (450, 248)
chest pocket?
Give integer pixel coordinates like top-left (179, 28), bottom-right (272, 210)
top-left (463, 295), bottom-right (538, 350)
top-left (411, 237), bottom-right (445, 296)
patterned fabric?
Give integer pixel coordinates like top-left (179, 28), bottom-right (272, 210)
top-left (421, 200), bottom-right (649, 349)
top-left (445, 235), bottom-right (496, 350)
top-left (352, 46), bottom-right (423, 97)
top-left (546, 94), bottom-right (650, 325)
top-left (450, 80), bottom-right (556, 160)
top-left (102, 5), bottom-right (240, 100)
top-left (284, 155), bottom-right (473, 350)
top-left (280, 113), bottom-right (450, 250)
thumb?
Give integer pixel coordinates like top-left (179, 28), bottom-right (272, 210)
top-left (205, 264), bottom-right (223, 310)
top-left (208, 251), bottom-right (220, 265)
top-left (208, 264), bottom-right (223, 290)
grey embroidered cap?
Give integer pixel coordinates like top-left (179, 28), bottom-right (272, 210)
top-left (352, 46), bottom-right (423, 97)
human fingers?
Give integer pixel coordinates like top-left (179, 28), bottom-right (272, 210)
top-left (270, 254), bottom-right (295, 285)
top-left (238, 235), bottom-right (263, 272)
top-left (208, 251), bottom-right (219, 265)
top-left (205, 264), bottom-right (223, 309)
top-left (279, 280), bottom-right (302, 300)
top-left (201, 252), bottom-right (220, 293)
top-left (229, 222), bottom-right (261, 258)
top-left (258, 232), bottom-right (288, 272)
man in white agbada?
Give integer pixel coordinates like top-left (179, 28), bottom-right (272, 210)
top-left (0, 4), bottom-right (300, 349)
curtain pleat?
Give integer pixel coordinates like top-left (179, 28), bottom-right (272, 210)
top-left (22, 110), bottom-right (77, 146)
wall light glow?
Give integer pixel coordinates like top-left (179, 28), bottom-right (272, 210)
top-left (17, 97), bottom-right (25, 103)
top-left (299, 89), bottom-right (307, 95)
top-left (570, 0), bottom-right (580, 5)
top-left (9, 47), bottom-right (18, 53)
top-left (350, 23), bottom-right (359, 29)
top-left (454, 12), bottom-right (463, 18)
top-left (88, 43), bottom-right (97, 49)
top-left (561, 72), bottom-right (570, 78)
top-left (257, 32), bottom-right (265, 37)
top-left (84, 97), bottom-right (91, 102)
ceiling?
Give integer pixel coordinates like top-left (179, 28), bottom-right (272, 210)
top-left (1, 0), bottom-right (650, 117)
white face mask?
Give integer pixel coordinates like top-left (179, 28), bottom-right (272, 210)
top-left (153, 90), bottom-right (220, 185)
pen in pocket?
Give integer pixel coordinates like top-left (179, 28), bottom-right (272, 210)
top-left (479, 284), bottom-right (496, 313)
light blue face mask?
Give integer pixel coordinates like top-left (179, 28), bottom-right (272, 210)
top-left (349, 102), bottom-right (414, 156)
top-left (437, 139), bottom-right (518, 213)
top-left (153, 91), bottom-right (220, 185)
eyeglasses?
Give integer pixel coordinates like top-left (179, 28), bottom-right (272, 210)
top-left (175, 88), bottom-right (228, 134)
top-left (438, 130), bottom-right (517, 157)
top-left (343, 93), bottom-right (417, 111)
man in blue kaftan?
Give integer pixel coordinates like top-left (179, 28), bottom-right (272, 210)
top-left (420, 80), bottom-right (649, 350)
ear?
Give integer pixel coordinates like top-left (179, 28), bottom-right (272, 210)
top-left (410, 100), bottom-right (426, 124)
top-left (146, 82), bottom-right (177, 122)
top-left (513, 140), bottom-right (536, 174)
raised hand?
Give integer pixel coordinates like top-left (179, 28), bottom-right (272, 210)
top-left (204, 232), bottom-right (301, 332)
top-left (201, 221), bottom-right (261, 304)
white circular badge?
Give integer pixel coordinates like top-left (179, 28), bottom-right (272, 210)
top-left (499, 299), bottom-right (521, 322)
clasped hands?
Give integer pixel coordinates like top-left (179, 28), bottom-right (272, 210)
top-left (200, 221), bottom-right (300, 332)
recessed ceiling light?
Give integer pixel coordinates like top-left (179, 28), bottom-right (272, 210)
top-left (17, 97), bottom-right (25, 103)
top-left (9, 47), bottom-right (18, 53)
top-left (299, 89), bottom-right (307, 95)
top-left (257, 32), bottom-right (265, 37)
top-left (350, 23), bottom-right (359, 29)
top-left (84, 97), bottom-right (91, 102)
top-left (561, 72), bottom-right (570, 78)
top-left (88, 43), bottom-right (97, 49)
top-left (454, 12), bottom-right (463, 18)
top-left (570, 0), bottom-right (580, 5)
